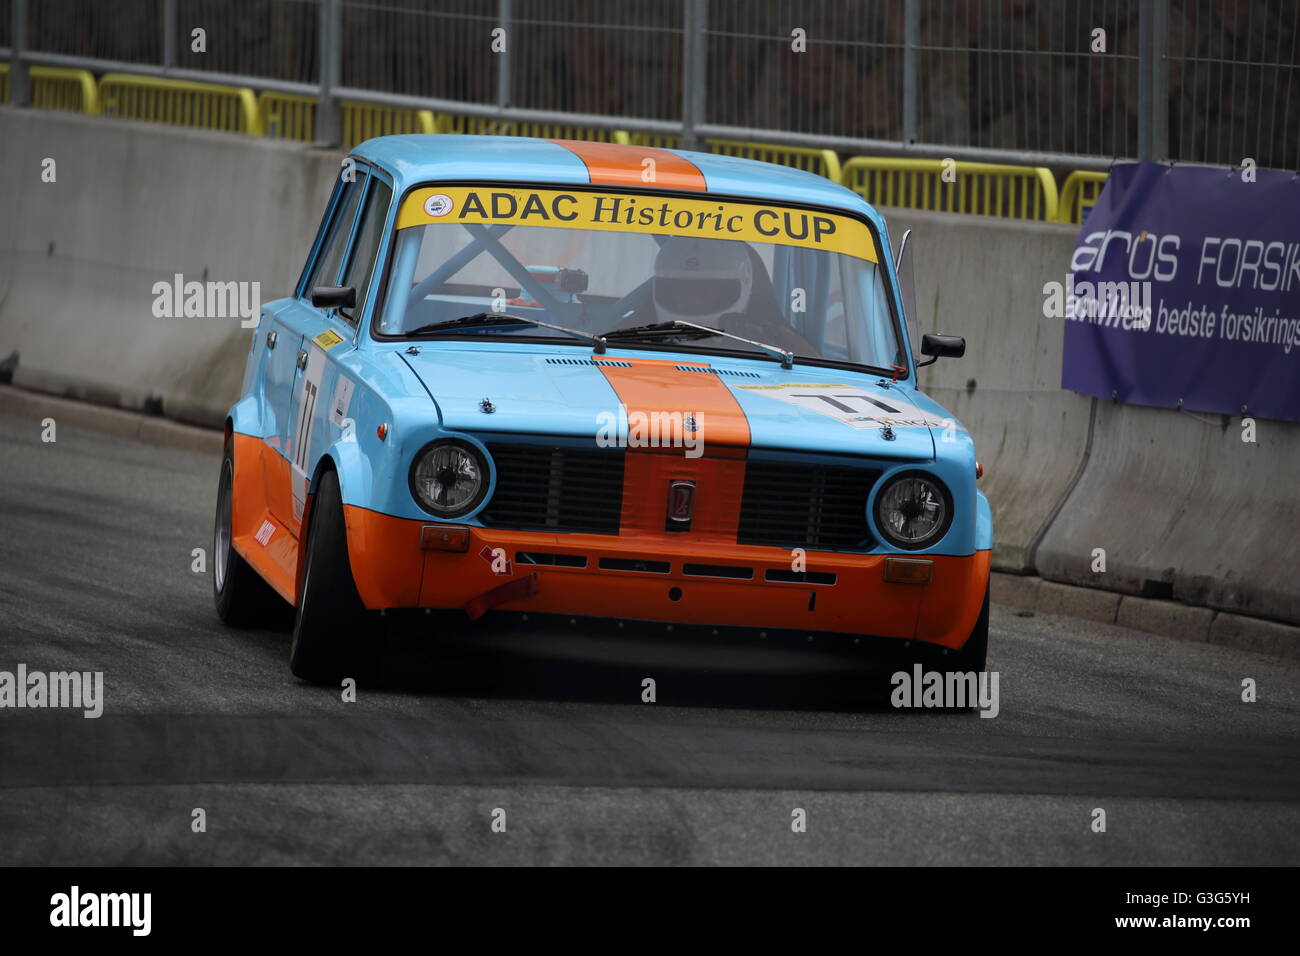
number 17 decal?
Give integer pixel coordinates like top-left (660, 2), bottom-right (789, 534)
top-left (291, 346), bottom-right (327, 522)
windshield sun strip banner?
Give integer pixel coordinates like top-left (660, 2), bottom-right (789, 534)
top-left (396, 186), bottom-right (879, 263)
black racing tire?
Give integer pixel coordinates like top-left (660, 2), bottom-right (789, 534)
top-left (213, 435), bottom-right (291, 628)
top-left (948, 576), bottom-right (990, 674)
top-left (288, 467), bottom-right (377, 684)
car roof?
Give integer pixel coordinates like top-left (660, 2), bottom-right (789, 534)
top-left (350, 134), bottom-right (888, 235)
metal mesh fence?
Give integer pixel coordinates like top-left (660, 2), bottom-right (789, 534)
top-left (7, 0), bottom-right (1300, 170)
top-left (27, 0), bottom-right (161, 63)
top-left (706, 0), bottom-right (903, 140)
top-left (1167, 0), bottom-right (1299, 171)
top-left (511, 0), bottom-right (683, 120)
top-left (175, 0), bottom-right (317, 83)
top-left (915, 0), bottom-right (1142, 159)
top-left (341, 0), bottom-right (496, 102)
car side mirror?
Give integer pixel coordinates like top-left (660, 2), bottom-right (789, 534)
top-left (916, 333), bottom-right (965, 367)
top-left (311, 285), bottom-right (356, 310)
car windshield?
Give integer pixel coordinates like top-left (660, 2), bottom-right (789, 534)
top-left (377, 185), bottom-right (904, 370)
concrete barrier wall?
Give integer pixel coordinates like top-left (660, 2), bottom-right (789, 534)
top-left (888, 208), bottom-right (1300, 626)
top-left (0, 109), bottom-right (340, 427)
top-left (886, 210), bottom-right (1093, 573)
top-left (1035, 400), bottom-right (1300, 625)
top-left (2, 108), bottom-right (1297, 626)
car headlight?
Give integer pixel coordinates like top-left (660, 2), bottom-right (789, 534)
top-left (409, 440), bottom-right (489, 517)
top-left (873, 471), bottom-right (953, 550)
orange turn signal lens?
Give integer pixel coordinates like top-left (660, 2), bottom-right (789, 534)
top-left (975, 460), bottom-right (984, 479)
top-left (884, 557), bottom-right (933, 584)
top-left (420, 525), bottom-right (470, 552)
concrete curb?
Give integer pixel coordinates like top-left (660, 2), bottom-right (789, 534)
top-left (992, 571), bottom-right (1300, 661)
top-left (0, 384), bottom-right (222, 456)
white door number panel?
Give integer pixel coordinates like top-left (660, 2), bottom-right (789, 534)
top-left (291, 345), bottom-right (327, 521)
top-left (329, 374), bottom-right (355, 427)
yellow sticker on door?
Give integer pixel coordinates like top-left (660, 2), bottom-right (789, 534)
top-left (313, 329), bottom-right (345, 350)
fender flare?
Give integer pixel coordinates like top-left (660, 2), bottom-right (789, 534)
top-left (227, 395), bottom-right (265, 441)
top-left (295, 439), bottom-right (374, 592)
top-left (975, 490), bottom-right (994, 553)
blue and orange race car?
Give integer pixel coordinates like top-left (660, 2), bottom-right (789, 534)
top-left (212, 135), bottom-right (991, 683)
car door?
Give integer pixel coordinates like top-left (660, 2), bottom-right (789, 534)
top-left (285, 169), bottom-right (394, 534)
top-left (264, 170), bottom-right (366, 533)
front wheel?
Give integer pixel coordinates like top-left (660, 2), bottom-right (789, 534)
top-left (288, 468), bottom-right (378, 684)
top-left (948, 578), bottom-right (990, 673)
top-left (889, 580), bottom-right (990, 711)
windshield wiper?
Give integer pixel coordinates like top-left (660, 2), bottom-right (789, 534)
top-left (407, 312), bottom-right (607, 352)
top-left (601, 319), bottom-right (794, 369)
top-left (600, 320), bottom-right (717, 339)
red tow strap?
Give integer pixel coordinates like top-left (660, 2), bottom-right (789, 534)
top-left (463, 573), bottom-right (540, 621)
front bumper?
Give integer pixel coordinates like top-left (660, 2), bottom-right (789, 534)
top-left (343, 506), bottom-right (990, 651)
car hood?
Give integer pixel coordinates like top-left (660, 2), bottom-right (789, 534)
top-left (399, 345), bottom-right (939, 460)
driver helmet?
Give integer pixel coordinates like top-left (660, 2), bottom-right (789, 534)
top-left (653, 237), bottom-right (753, 326)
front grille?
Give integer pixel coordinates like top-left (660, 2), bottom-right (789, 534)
top-left (480, 444), bottom-right (624, 535)
top-left (684, 563), bottom-right (754, 579)
top-left (738, 461), bottom-right (880, 551)
top-left (599, 557), bottom-right (670, 574)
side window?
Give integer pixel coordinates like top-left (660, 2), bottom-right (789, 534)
top-left (341, 179), bottom-right (393, 324)
top-left (305, 173), bottom-right (365, 295)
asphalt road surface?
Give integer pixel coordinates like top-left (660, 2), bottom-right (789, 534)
top-left (1, 408), bottom-right (1298, 865)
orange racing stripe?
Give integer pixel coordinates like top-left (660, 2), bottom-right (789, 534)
top-left (594, 357), bottom-right (751, 539)
top-left (550, 139), bottom-right (708, 191)
top-left (594, 357), bottom-right (750, 452)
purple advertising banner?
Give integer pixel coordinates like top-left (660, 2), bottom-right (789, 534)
top-left (1061, 162), bottom-right (1300, 422)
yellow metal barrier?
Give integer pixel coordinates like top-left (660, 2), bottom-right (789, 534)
top-left (705, 139), bottom-right (842, 182)
top-left (439, 114), bottom-right (630, 144)
top-left (260, 96), bottom-right (438, 147)
top-left (260, 91), bottom-right (315, 141)
top-left (342, 102), bottom-right (436, 149)
top-left (1059, 170), bottom-right (1108, 225)
top-left (624, 134), bottom-right (843, 181)
top-left (840, 157), bottom-right (1060, 221)
top-left (625, 132), bottom-right (683, 149)
top-left (0, 63), bottom-right (1105, 229)
top-left (32, 66), bottom-right (100, 114)
top-left (0, 64), bottom-right (100, 113)
top-left (99, 74), bottom-right (261, 135)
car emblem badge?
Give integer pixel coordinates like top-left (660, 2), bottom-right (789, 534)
top-left (668, 481), bottom-right (695, 523)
